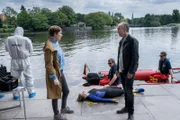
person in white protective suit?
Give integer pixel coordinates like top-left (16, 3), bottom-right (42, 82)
top-left (5, 27), bottom-right (36, 100)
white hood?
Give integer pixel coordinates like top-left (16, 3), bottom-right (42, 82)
top-left (14, 27), bottom-right (24, 36)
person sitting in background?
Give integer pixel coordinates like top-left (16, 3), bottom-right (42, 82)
top-left (77, 87), bottom-right (124, 103)
top-left (150, 51), bottom-right (174, 83)
top-left (99, 58), bottom-right (120, 86)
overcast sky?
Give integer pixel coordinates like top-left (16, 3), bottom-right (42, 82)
top-left (0, 0), bottom-right (180, 18)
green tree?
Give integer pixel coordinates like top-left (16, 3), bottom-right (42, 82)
top-left (112, 13), bottom-right (124, 25)
top-left (29, 7), bottom-right (41, 14)
top-left (31, 14), bottom-right (49, 31)
top-left (2, 7), bottom-right (17, 17)
top-left (76, 13), bottom-right (85, 22)
top-left (150, 21), bottom-right (161, 27)
top-left (108, 11), bottom-right (111, 16)
top-left (0, 18), bottom-right (3, 28)
top-left (58, 6), bottom-right (76, 26)
top-left (41, 8), bottom-right (51, 17)
top-left (133, 17), bottom-right (144, 27)
top-left (143, 14), bottom-right (151, 27)
top-left (2, 7), bottom-right (17, 26)
top-left (126, 18), bottom-right (132, 24)
top-left (20, 5), bottom-right (26, 11)
top-left (172, 9), bottom-right (180, 23)
top-left (17, 11), bottom-right (32, 29)
top-left (55, 12), bottom-right (68, 27)
top-left (8, 16), bottom-right (17, 27)
top-left (48, 12), bottom-right (57, 25)
top-left (160, 14), bottom-right (173, 25)
top-left (114, 13), bottom-right (124, 21)
top-left (48, 12), bottom-right (68, 27)
top-left (103, 13), bottom-right (113, 25)
top-left (41, 8), bottom-right (52, 25)
top-left (143, 14), bottom-right (160, 27)
top-left (85, 12), bottom-right (113, 30)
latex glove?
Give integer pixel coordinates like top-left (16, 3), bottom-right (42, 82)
top-left (54, 79), bottom-right (60, 85)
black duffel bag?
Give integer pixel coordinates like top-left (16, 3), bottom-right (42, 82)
top-left (0, 65), bottom-right (18, 91)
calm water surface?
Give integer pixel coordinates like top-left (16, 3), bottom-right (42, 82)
top-left (0, 27), bottom-right (180, 88)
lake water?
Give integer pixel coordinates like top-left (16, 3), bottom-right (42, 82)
top-left (0, 27), bottom-right (180, 88)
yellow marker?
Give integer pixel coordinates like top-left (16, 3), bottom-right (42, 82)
top-left (18, 78), bottom-right (20, 83)
top-left (88, 102), bottom-right (97, 106)
top-left (134, 93), bottom-right (136, 96)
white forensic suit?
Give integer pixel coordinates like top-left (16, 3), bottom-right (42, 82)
top-left (5, 27), bottom-right (35, 97)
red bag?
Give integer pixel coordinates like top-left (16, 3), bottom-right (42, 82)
top-left (99, 76), bottom-right (110, 85)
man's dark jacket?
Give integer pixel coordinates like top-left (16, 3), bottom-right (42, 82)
top-left (117, 34), bottom-right (139, 74)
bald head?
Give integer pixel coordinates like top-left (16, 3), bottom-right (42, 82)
top-left (117, 22), bottom-right (129, 38)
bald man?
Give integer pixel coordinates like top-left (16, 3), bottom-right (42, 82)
top-left (116, 22), bottom-right (139, 120)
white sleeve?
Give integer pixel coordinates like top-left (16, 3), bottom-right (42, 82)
top-left (27, 38), bottom-right (33, 54)
top-left (4, 39), bottom-right (9, 52)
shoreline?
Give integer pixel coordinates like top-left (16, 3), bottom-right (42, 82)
top-left (162, 23), bottom-right (180, 27)
top-left (0, 24), bottom-right (180, 35)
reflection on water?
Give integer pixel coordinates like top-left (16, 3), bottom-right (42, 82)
top-left (0, 27), bottom-right (180, 88)
top-left (171, 27), bottom-right (179, 45)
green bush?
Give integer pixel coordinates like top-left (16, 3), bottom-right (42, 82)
top-left (4, 28), bottom-right (15, 33)
top-left (2, 24), bottom-right (8, 28)
top-left (0, 28), bottom-right (15, 33)
top-left (8, 25), bottom-right (16, 28)
top-left (0, 18), bottom-right (2, 28)
top-left (0, 28), bottom-right (3, 33)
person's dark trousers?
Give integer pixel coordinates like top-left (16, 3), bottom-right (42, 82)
top-left (61, 70), bottom-right (70, 109)
top-left (120, 72), bottom-right (134, 115)
top-left (104, 87), bottom-right (124, 98)
top-left (51, 70), bottom-right (70, 115)
top-left (52, 99), bottom-right (59, 115)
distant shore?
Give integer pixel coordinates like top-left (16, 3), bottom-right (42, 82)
top-left (0, 24), bottom-right (180, 36)
top-left (162, 23), bottom-right (180, 27)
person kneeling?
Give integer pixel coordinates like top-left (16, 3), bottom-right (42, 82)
top-left (99, 58), bottom-right (120, 86)
top-left (150, 51), bottom-right (174, 83)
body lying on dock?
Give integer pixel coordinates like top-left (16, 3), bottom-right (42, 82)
top-left (77, 87), bottom-right (144, 103)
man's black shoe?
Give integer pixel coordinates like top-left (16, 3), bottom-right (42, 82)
top-left (116, 107), bottom-right (128, 114)
top-left (127, 114), bottom-right (134, 120)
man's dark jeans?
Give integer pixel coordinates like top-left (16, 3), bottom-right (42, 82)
top-left (120, 72), bottom-right (134, 114)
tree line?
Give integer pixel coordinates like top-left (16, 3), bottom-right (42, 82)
top-left (0, 5), bottom-right (180, 31)
top-left (128, 9), bottom-right (180, 27)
